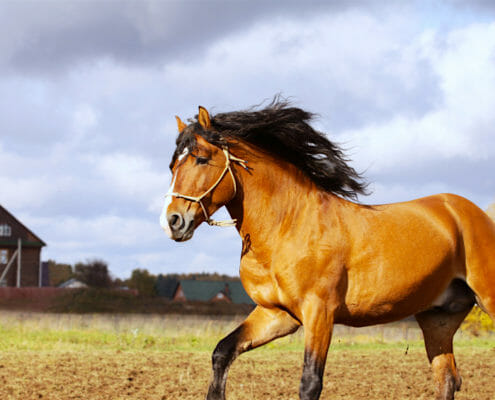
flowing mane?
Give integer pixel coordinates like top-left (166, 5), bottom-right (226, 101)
top-left (172, 99), bottom-right (368, 200)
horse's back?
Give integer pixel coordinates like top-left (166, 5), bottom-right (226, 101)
top-left (339, 193), bottom-right (494, 325)
top-left (367, 192), bottom-right (495, 257)
top-left (379, 192), bottom-right (495, 280)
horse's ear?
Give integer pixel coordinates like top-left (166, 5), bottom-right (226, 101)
top-left (175, 116), bottom-right (187, 133)
top-left (198, 106), bottom-right (211, 130)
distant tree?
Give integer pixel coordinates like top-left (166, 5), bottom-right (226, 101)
top-left (126, 268), bottom-right (157, 296)
top-left (112, 277), bottom-right (127, 289)
top-left (161, 272), bottom-right (241, 282)
top-left (47, 260), bottom-right (73, 287)
top-left (74, 259), bottom-right (112, 288)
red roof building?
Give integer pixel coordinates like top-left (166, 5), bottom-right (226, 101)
top-left (0, 205), bottom-right (46, 287)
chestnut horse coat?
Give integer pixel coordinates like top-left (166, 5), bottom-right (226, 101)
top-left (162, 102), bottom-right (495, 400)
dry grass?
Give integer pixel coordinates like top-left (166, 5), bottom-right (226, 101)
top-left (0, 312), bottom-right (495, 399)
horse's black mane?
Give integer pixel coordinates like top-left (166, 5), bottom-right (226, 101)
top-left (172, 99), bottom-right (368, 200)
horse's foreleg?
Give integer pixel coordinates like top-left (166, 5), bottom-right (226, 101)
top-left (206, 305), bottom-right (300, 400)
top-left (299, 302), bottom-right (334, 400)
top-left (415, 308), bottom-right (471, 400)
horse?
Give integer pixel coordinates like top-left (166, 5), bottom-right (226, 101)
top-left (160, 100), bottom-right (495, 400)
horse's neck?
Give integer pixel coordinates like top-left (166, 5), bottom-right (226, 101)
top-left (226, 148), bottom-right (342, 249)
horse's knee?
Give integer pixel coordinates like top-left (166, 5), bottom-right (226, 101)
top-left (207, 332), bottom-right (241, 400)
top-left (211, 329), bottom-right (241, 371)
top-left (211, 342), bottom-right (232, 371)
top-left (299, 369), bottom-right (323, 400)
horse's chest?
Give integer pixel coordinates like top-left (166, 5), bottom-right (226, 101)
top-left (239, 256), bottom-right (285, 308)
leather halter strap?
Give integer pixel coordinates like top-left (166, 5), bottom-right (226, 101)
top-left (165, 147), bottom-right (247, 227)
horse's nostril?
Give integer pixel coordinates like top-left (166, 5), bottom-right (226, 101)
top-left (168, 213), bottom-right (184, 230)
top-left (170, 214), bottom-right (178, 226)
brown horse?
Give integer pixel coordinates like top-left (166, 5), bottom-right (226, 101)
top-left (160, 101), bottom-right (495, 400)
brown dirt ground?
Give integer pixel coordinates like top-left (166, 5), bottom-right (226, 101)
top-left (0, 347), bottom-right (494, 399)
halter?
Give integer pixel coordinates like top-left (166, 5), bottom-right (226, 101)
top-left (165, 147), bottom-right (248, 227)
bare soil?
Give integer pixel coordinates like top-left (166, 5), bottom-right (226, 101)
top-left (0, 347), bottom-right (494, 399)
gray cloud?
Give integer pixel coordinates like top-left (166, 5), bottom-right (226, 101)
top-left (369, 157), bottom-right (495, 205)
top-left (451, 0), bottom-right (495, 13)
top-left (0, 0), bottom-right (379, 75)
top-left (1, 1), bottom-right (494, 278)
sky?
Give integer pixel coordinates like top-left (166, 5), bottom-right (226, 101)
top-left (1, 1), bottom-right (495, 279)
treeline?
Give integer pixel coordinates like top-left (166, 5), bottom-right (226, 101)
top-left (46, 259), bottom-right (240, 296)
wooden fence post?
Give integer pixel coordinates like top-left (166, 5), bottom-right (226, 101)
top-left (16, 238), bottom-right (22, 288)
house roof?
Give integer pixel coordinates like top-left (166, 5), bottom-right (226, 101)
top-left (179, 280), bottom-right (228, 301)
top-left (155, 276), bottom-right (179, 298)
top-left (58, 278), bottom-right (87, 288)
top-left (174, 279), bottom-right (255, 304)
top-left (0, 204), bottom-right (46, 246)
top-left (226, 281), bottom-right (255, 304)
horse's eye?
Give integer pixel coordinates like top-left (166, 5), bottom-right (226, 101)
top-left (196, 157), bottom-right (209, 165)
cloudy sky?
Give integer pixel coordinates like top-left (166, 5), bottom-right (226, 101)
top-left (1, 1), bottom-right (495, 279)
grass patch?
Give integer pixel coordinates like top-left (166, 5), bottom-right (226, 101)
top-left (1, 312), bottom-right (494, 355)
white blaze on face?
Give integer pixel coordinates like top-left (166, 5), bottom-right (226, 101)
top-left (177, 147), bottom-right (189, 162)
top-left (160, 148), bottom-right (189, 238)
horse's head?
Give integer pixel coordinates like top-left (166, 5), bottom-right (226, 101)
top-left (160, 107), bottom-right (246, 242)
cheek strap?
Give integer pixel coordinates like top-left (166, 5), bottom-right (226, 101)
top-left (165, 147), bottom-right (247, 227)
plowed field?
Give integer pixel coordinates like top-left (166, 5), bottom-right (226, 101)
top-left (1, 346), bottom-right (494, 400)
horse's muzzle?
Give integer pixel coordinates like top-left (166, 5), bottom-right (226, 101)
top-left (164, 211), bottom-right (195, 242)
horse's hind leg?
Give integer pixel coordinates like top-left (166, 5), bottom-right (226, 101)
top-left (206, 305), bottom-right (300, 400)
top-left (415, 307), bottom-right (472, 400)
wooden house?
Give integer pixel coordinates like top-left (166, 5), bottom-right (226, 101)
top-left (58, 278), bottom-right (88, 288)
top-left (169, 279), bottom-right (255, 304)
top-left (173, 280), bottom-right (229, 302)
top-left (0, 205), bottom-right (46, 287)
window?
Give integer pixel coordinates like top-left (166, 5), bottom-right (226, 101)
top-left (0, 250), bottom-right (7, 264)
top-left (0, 224), bottom-right (11, 237)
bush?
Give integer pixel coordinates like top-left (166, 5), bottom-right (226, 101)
top-left (74, 259), bottom-right (112, 288)
top-left (48, 288), bottom-right (254, 315)
top-left (51, 288), bottom-right (138, 313)
top-left (126, 269), bottom-right (157, 296)
top-left (461, 306), bottom-right (495, 336)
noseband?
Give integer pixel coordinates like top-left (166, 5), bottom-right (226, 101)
top-left (165, 147), bottom-right (247, 227)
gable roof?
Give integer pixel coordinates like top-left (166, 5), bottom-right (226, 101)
top-left (175, 279), bottom-right (255, 304)
top-left (0, 205), bottom-right (46, 246)
top-left (155, 275), bottom-right (179, 298)
top-left (179, 280), bottom-right (228, 301)
top-left (58, 278), bottom-right (88, 288)
top-left (226, 281), bottom-right (255, 304)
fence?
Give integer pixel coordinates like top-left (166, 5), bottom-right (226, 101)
top-left (0, 287), bottom-right (63, 300)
